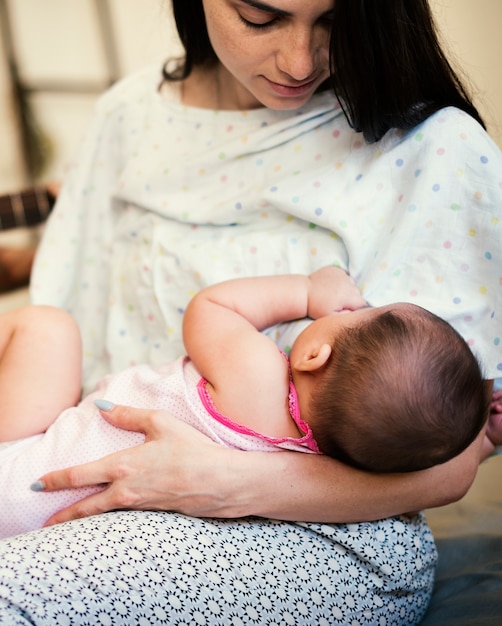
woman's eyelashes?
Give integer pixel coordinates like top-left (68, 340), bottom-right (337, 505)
top-left (238, 13), bottom-right (278, 30)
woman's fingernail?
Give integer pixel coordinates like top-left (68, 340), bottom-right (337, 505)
top-left (30, 480), bottom-right (46, 492)
top-left (94, 399), bottom-right (115, 411)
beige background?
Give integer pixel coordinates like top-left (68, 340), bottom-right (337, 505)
top-left (432, 0), bottom-right (502, 145)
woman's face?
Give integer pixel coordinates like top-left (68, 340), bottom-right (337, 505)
top-left (201, 0), bottom-right (333, 110)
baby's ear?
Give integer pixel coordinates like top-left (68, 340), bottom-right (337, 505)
top-left (294, 343), bottom-right (332, 372)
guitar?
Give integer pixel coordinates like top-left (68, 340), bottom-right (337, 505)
top-left (0, 187), bottom-right (56, 230)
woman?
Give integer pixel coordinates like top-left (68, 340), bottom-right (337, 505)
top-left (0, 0), bottom-right (500, 623)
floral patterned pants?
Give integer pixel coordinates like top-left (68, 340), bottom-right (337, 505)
top-left (0, 510), bottom-right (436, 625)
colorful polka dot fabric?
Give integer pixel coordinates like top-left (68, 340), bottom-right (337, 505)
top-left (31, 65), bottom-right (501, 394)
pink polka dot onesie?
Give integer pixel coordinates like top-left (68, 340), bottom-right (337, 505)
top-left (0, 356), bottom-right (318, 538)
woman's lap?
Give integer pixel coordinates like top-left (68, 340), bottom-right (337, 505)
top-left (0, 511), bottom-right (436, 625)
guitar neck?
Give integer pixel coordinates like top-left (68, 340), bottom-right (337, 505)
top-left (0, 187), bottom-right (55, 230)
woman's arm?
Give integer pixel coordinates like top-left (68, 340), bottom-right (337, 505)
top-left (35, 403), bottom-right (482, 527)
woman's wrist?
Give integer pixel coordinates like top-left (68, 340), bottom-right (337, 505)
top-left (206, 448), bottom-right (302, 519)
top-left (176, 445), bottom-right (261, 519)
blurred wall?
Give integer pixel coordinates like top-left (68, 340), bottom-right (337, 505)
top-left (431, 0), bottom-right (502, 145)
top-left (0, 0), bottom-right (500, 196)
top-left (0, 0), bottom-right (181, 193)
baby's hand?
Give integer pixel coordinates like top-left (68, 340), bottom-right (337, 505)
top-left (307, 266), bottom-right (366, 319)
top-left (491, 389), bottom-right (502, 414)
top-left (487, 389), bottom-right (502, 444)
top-left (481, 389), bottom-right (502, 460)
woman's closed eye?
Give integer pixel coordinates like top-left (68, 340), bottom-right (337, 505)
top-left (237, 6), bottom-right (279, 30)
top-left (236, 2), bottom-right (334, 32)
top-left (238, 14), bottom-right (277, 30)
top-left (236, 0), bottom-right (286, 30)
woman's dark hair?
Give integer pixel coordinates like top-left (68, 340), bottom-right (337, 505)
top-left (164, 0), bottom-right (485, 142)
top-left (330, 0), bottom-right (485, 141)
top-left (163, 0), bottom-right (217, 79)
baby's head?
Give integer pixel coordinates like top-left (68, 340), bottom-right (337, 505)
top-left (305, 303), bottom-right (488, 472)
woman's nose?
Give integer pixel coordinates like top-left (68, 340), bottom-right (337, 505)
top-left (275, 27), bottom-right (329, 81)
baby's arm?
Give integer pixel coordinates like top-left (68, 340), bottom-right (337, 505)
top-left (184, 266), bottom-right (365, 343)
top-left (182, 268), bottom-right (365, 434)
top-left (183, 267), bottom-right (365, 376)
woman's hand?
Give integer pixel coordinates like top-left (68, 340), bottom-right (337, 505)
top-left (37, 404), bottom-right (248, 526)
top-left (35, 402), bottom-right (483, 528)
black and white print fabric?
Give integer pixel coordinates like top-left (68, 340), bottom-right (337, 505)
top-left (0, 511), bottom-right (436, 625)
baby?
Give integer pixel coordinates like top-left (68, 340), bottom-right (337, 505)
top-left (0, 266), bottom-right (494, 537)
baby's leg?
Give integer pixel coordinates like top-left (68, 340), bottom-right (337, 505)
top-left (0, 305), bottom-right (82, 441)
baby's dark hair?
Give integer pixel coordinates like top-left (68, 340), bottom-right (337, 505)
top-left (308, 304), bottom-right (488, 472)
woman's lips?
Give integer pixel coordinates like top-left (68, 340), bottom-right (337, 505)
top-left (265, 77), bottom-right (318, 98)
